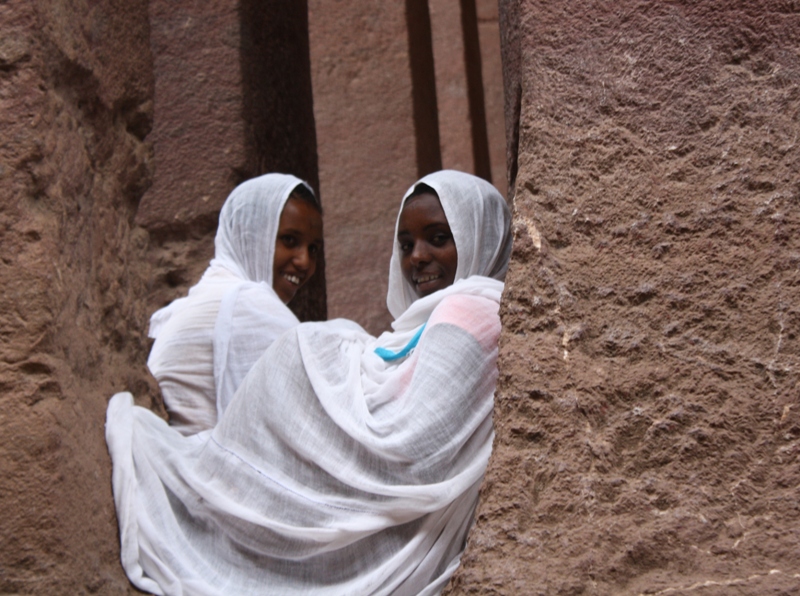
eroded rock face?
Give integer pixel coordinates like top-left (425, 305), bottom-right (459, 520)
top-left (0, 1), bottom-right (155, 593)
top-left (452, 1), bottom-right (800, 594)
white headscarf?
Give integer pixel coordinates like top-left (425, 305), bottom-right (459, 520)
top-left (211, 173), bottom-right (315, 284)
top-left (146, 173), bottom-right (315, 433)
top-left (387, 170), bottom-right (512, 319)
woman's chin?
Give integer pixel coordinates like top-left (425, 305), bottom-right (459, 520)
top-left (414, 280), bottom-right (447, 297)
top-left (274, 283), bottom-right (299, 304)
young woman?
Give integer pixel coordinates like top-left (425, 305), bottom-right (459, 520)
top-left (106, 170), bottom-right (512, 595)
top-left (146, 173), bottom-right (322, 434)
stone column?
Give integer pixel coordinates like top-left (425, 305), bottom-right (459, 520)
top-left (452, 1), bottom-right (800, 593)
top-left (429, 0), bottom-right (475, 175)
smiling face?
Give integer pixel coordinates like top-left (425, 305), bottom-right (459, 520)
top-left (272, 196), bottom-right (323, 303)
top-left (397, 192), bottom-right (458, 298)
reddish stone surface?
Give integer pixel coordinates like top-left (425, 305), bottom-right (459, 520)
top-left (451, 1), bottom-right (800, 593)
top-left (0, 1), bottom-right (154, 593)
top-left (430, 0), bottom-right (475, 174)
top-left (429, 0), bottom-right (505, 195)
top-left (136, 0), bottom-right (243, 232)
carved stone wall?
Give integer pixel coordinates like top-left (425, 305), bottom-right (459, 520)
top-left (0, 1), bottom-right (154, 592)
top-left (451, 1), bottom-right (800, 593)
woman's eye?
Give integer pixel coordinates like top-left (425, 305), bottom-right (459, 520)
top-left (431, 233), bottom-right (451, 246)
top-left (280, 235), bottom-right (297, 248)
top-left (399, 241), bottom-right (412, 254)
top-left (308, 244), bottom-right (319, 255)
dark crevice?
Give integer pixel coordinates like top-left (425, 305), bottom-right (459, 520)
top-left (460, 0), bottom-right (492, 182)
top-left (499, 0), bottom-right (521, 197)
top-left (406, 0), bottom-right (442, 177)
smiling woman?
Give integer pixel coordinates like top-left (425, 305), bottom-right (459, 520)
top-left (272, 196), bottom-right (323, 303)
top-left (397, 185), bottom-right (458, 297)
top-left (387, 170), bottom-right (512, 320)
top-left (146, 173), bottom-right (321, 433)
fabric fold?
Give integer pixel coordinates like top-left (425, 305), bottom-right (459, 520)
top-left (107, 283), bottom-right (501, 595)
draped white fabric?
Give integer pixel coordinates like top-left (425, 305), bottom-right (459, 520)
top-left (146, 174), bottom-right (312, 434)
top-left (106, 170), bottom-right (512, 595)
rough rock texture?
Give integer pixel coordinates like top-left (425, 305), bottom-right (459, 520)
top-left (451, 1), bottom-right (800, 594)
top-left (0, 0), bottom-right (155, 593)
top-left (136, 0), bottom-right (243, 232)
top-left (428, 0), bottom-right (506, 200)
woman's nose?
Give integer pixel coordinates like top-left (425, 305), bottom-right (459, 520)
top-left (293, 247), bottom-right (311, 270)
top-left (409, 242), bottom-right (430, 265)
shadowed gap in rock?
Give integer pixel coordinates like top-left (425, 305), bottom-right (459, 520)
top-left (405, 0), bottom-right (443, 177)
top-left (460, 0), bottom-right (492, 183)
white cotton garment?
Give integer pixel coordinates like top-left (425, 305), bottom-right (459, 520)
top-left (146, 173), bottom-right (314, 434)
top-left (106, 170), bottom-right (513, 595)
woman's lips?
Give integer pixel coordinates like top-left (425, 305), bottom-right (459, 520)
top-left (282, 273), bottom-right (302, 285)
top-left (414, 273), bottom-right (442, 288)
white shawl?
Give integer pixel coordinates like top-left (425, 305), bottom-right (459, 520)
top-left (107, 170), bottom-right (512, 595)
top-left (146, 173), bottom-right (313, 434)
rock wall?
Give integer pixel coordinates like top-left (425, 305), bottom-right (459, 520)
top-left (452, 1), bottom-right (800, 593)
top-left (0, 1), bottom-right (154, 592)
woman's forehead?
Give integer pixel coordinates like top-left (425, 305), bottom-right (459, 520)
top-left (398, 193), bottom-right (449, 230)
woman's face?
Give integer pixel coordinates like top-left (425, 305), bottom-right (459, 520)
top-left (397, 192), bottom-right (458, 298)
top-left (272, 197), bottom-right (323, 303)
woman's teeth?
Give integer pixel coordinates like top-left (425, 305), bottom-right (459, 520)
top-left (284, 274), bottom-right (301, 285)
top-left (415, 274), bottom-right (440, 284)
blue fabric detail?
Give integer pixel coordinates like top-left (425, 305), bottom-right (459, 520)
top-left (375, 324), bottom-right (427, 361)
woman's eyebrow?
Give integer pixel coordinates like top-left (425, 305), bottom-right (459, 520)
top-left (397, 222), bottom-right (449, 237)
